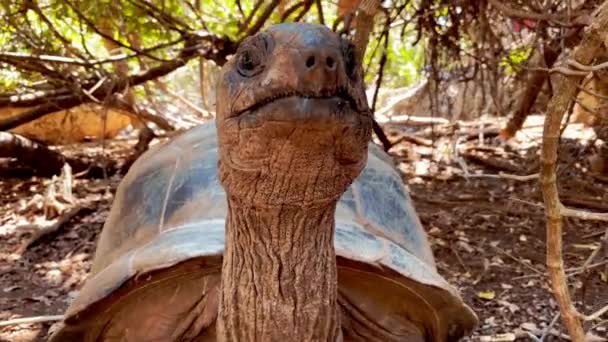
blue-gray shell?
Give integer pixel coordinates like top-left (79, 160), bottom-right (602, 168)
top-left (64, 121), bottom-right (475, 327)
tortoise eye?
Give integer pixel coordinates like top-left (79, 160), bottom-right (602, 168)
top-left (237, 49), bottom-right (261, 77)
top-left (236, 33), bottom-right (272, 78)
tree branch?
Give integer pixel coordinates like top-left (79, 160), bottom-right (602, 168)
top-left (0, 35), bottom-right (235, 131)
top-left (64, 0), bottom-right (170, 62)
top-left (540, 3), bottom-right (608, 341)
top-left (246, 0), bottom-right (280, 37)
top-left (0, 37), bottom-right (186, 68)
top-left (488, 0), bottom-right (591, 26)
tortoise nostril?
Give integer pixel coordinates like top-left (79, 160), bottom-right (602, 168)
top-left (326, 56), bottom-right (335, 69)
top-left (306, 56), bottom-right (316, 68)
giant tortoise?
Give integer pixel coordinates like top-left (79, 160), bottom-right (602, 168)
top-left (50, 22), bottom-right (477, 341)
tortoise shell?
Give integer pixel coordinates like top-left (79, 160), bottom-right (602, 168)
top-left (51, 121), bottom-right (477, 341)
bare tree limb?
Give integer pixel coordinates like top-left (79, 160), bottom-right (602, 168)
top-left (64, 0), bottom-right (170, 62)
top-left (540, 3), bottom-right (608, 341)
top-left (488, 0), bottom-right (591, 26)
top-left (0, 37), bottom-right (186, 68)
top-left (0, 35), bottom-right (236, 131)
top-left (500, 43), bottom-right (560, 140)
top-left (246, 0), bottom-right (280, 37)
top-left (240, 0), bottom-right (264, 31)
top-left (280, 1), bottom-right (308, 22)
top-left (315, 0), bottom-right (325, 25)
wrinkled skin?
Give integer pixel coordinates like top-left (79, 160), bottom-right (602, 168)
top-left (215, 23), bottom-right (373, 341)
top-left (216, 23), bottom-right (372, 207)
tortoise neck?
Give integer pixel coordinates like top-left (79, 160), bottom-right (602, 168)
top-left (217, 200), bottom-right (341, 342)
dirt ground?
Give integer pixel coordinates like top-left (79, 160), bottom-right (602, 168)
top-left (0, 116), bottom-right (606, 341)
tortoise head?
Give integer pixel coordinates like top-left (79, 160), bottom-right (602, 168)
top-left (216, 23), bottom-right (372, 207)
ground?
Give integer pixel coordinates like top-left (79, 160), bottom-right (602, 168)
top-left (0, 116), bottom-right (606, 341)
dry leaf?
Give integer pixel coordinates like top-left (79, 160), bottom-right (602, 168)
top-left (479, 333), bottom-right (516, 342)
top-left (497, 299), bottom-right (520, 313)
top-left (520, 322), bottom-right (538, 331)
top-left (478, 290), bottom-right (496, 300)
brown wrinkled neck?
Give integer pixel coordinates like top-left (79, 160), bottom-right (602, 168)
top-left (217, 199), bottom-right (341, 342)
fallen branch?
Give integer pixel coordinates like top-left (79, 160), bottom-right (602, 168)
top-left (17, 205), bottom-right (87, 253)
top-left (539, 3), bottom-right (608, 341)
top-left (0, 315), bottom-right (64, 327)
top-left (461, 152), bottom-right (520, 173)
top-left (582, 304), bottom-right (608, 321)
top-left (390, 133), bottom-right (433, 146)
top-left (462, 127), bottom-right (500, 141)
top-left (561, 195), bottom-right (608, 213)
top-left (465, 172), bottom-right (539, 181)
top-left (592, 173), bottom-right (608, 183)
top-left (561, 205), bottom-right (608, 221)
top-left (491, 245), bottom-right (545, 276)
top-left (0, 132), bottom-right (88, 177)
top-left (381, 115), bottom-right (450, 126)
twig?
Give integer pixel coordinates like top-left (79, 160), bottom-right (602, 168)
top-left (315, 0), bottom-right (325, 25)
top-left (154, 81), bottom-right (211, 118)
top-left (0, 37), bottom-right (185, 67)
top-left (465, 172), bottom-right (539, 181)
top-left (280, 1), bottom-right (307, 22)
top-left (512, 260), bottom-right (608, 280)
top-left (527, 66), bottom-right (590, 76)
top-left (540, 313), bottom-right (561, 341)
top-left (578, 84), bottom-right (608, 101)
top-left (582, 304), bottom-right (608, 321)
top-left (0, 315), bottom-right (64, 327)
top-left (64, 0), bottom-right (169, 62)
top-left (17, 206), bottom-right (86, 253)
top-left (450, 245), bottom-right (471, 274)
top-left (245, 0), bottom-right (280, 37)
top-left (561, 205), bottom-right (608, 221)
top-left (492, 245), bottom-right (545, 275)
top-left (461, 151), bottom-right (519, 173)
top-left (567, 260), bottom-right (608, 277)
top-left (567, 58), bottom-right (608, 72)
top-left (488, 0), bottom-right (579, 23)
top-left (522, 325), bottom-right (573, 341)
top-left (390, 133), bottom-right (433, 146)
top-left (240, 0), bottom-right (263, 31)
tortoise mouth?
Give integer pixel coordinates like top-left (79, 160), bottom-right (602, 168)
top-left (232, 88), bottom-right (360, 118)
